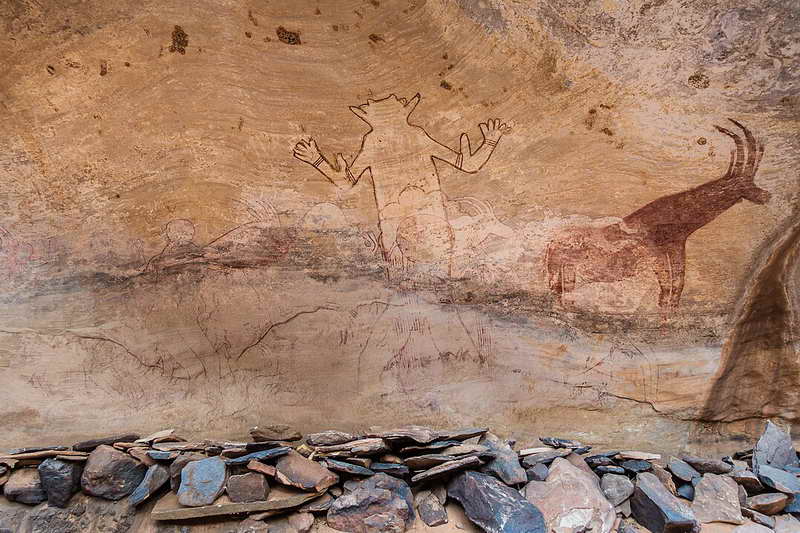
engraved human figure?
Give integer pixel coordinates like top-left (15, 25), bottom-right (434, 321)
top-left (293, 93), bottom-right (508, 281)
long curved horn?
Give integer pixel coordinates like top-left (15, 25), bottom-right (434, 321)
top-left (714, 125), bottom-right (745, 179)
top-left (728, 119), bottom-right (758, 180)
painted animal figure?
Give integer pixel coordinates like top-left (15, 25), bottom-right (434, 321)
top-left (545, 119), bottom-right (769, 310)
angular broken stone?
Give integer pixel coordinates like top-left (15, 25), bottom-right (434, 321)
top-left (411, 455), bottom-right (482, 484)
top-left (692, 473), bottom-right (743, 524)
top-left (527, 463), bottom-right (549, 482)
top-left (306, 431), bottom-right (357, 447)
top-left (314, 438), bottom-right (389, 457)
top-left (224, 447), bottom-right (290, 466)
top-left (227, 472), bottom-right (269, 503)
top-left (81, 445), bottom-right (147, 500)
top-left (38, 458), bottom-right (83, 508)
top-left (245, 441), bottom-right (285, 452)
top-left (524, 458), bottom-right (615, 533)
top-left (128, 447), bottom-right (156, 467)
top-left (652, 464), bottom-right (678, 496)
top-left (399, 441), bottom-right (461, 455)
top-left (177, 456), bottom-right (227, 507)
top-left (586, 455), bottom-right (616, 467)
top-left (147, 450), bottom-right (177, 461)
top-left (405, 454), bottom-right (458, 470)
top-left (741, 508), bottom-right (775, 529)
top-left (437, 427), bottom-right (489, 441)
top-left (326, 473), bottom-right (415, 533)
top-left (135, 429), bottom-right (176, 444)
top-left (324, 459), bottom-right (374, 476)
top-left (618, 451), bottom-right (661, 461)
top-left (602, 473), bottom-right (635, 506)
top-left (668, 458), bottom-right (701, 483)
top-left (370, 463), bottom-right (410, 477)
top-left (479, 432), bottom-right (527, 485)
top-left (250, 424), bottom-right (302, 442)
top-left (731, 468), bottom-right (763, 493)
top-left (442, 443), bottom-right (492, 457)
top-left (299, 492), bottom-right (334, 512)
top-left (753, 421), bottom-right (799, 475)
top-left (622, 459), bottom-right (653, 474)
top-left (169, 453), bottom-right (204, 491)
top-left (7, 446), bottom-right (69, 455)
top-left (540, 437), bottom-right (583, 449)
top-left (73, 434), bottom-right (141, 452)
top-left (757, 464), bottom-right (800, 494)
top-left (630, 472), bottom-right (699, 533)
top-left (416, 489), bottom-right (448, 526)
top-left (275, 450), bottom-right (338, 492)
top-left (746, 492), bottom-right (789, 515)
top-left (4, 468), bottom-right (46, 505)
top-left (677, 484), bottom-right (695, 501)
top-left (596, 465), bottom-right (627, 475)
top-left (565, 453), bottom-right (599, 480)
top-left (680, 454), bottom-right (733, 475)
top-left (371, 426), bottom-right (438, 445)
top-left (774, 514), bottom-right (800, 533)
top-left (129, 464), bottom-right (169, 506)
top-left (288, 512), bottom-right (315, 533)
top-left (248, 460), bottom-right (277, 477)
top-left (521, 450), bottom-right (570, 467)
top-left (449, 470), bottom-right (546, 533)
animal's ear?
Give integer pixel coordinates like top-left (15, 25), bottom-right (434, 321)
top-left (349, 106), bottom-right (369, 123)
top-left (405, 93), bottom-right (421, 116)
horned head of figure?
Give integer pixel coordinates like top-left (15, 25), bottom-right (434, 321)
top-left (715, 119), bottom-right (770, 205)
top-left (349, 93), bottom-right (421, 126)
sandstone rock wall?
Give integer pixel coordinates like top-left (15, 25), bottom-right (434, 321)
top-left (1, 0), bottom-right (798, 451)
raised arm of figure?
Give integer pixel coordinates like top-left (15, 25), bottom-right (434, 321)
top-left (292, 138), bottom-right (371, 188)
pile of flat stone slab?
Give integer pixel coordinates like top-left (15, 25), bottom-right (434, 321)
top-left (0, 421), bottom-right (799, 533)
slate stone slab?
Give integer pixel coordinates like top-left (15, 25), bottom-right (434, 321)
top-left (596, 465), bottom-right (627, 475)
top-left (479, 432), bottom-right (527, 485)
top-left (630, 472), bottom-right (699, 533)
top-left (757, 464), bottom-right (800, 494)
top-left (753, 421), bottom-right (800, 475)
top-left (540, 437), bottom-right (583, 449)
top-left (324, 459), bottom-right (374, 476)
top-left (448, 470), bottom-right (546, 533)
top-left (227, 472), bottom-right (269, 503)
top-left (306, 431), bottom-right (357, 447)
top-left (224, 447), bottom-right (290, 466)
top-left (677, 484), bottom-right (695, 501)
top-left (129, 464), bottom-right (169, 506)
top-left (177, 456), bottom-right (227, 507)
top-left (602, 473), bottom-right (635, 506)
top-left (622, 459), bottom-right (653, 473)
top-left (731, 468), bottom-right (763, 492)
top-left (437, 428), bottom-right (489, 441)
top-left (81, 445), bottom-right (147, 500)
top-left (73, 434), bottom-right (140, 452)
top-left (152, 490), bottom-right (321, 520)
top-left (746, 493), bottom-right (789, 515)
top-left (37, 458), bottom-right (83, 508)
top-left (416, 490), bottom-right (448, 526)
top-left (275, 450), bottom-right (339, 492)
top-left (4, 468), bottom-right (46, 505)
top-left (742, 508), bottom-right (776, 529)
top-left (691, 473), bottom-right (743, 524)
top-left (405, 454), bottom-right (457, 470)
top-left (298, 492), bottom-right (334, 512)
top-left (521, 450), bottom-right (569, 468)
top-left (370, 463), bottom-right (410, 477)
top-left (526, 463), bottom-right (549, 482)
top-left (8, 446), bottom-right (68, 455)
top-left (680, 454), bottom-right (733, 475)
top-left (371, 426), bottom-right (439, 445)
top-left (411, 455), bottom-right (482, 484)
top-left (169, 454), bottom-right (204, 491)
top-left (327, 473), bottom-right (415, 533)
top-left (146, 450), bottom-right (176, 461)
top-left (668, 458), bottom-right (701, 483)
top-left (399, 441), bottom-right (462, 455)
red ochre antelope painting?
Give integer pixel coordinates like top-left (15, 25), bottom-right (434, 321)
top-left (545, 119), bottom-right (769, 311)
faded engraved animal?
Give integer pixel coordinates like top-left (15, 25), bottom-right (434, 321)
top-left (293, 92), bottom-right (508, 281)
top-left (545, 119), bottom-right (769, 310)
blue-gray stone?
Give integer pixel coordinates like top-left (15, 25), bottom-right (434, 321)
top-left (146, 450), bottom-right (174, 461)
top-left (81, 445), bottom-right (147, 500)
top-left (129, 464), bottom-right (169, 506)
top-left (38, 458), bottom-right (83, 508)
top-left (370, 463), bottom-right (410, 477)
top-left (621, 460), bottom-right (652, 473)
top-left (448, 470), bottom-right (546, 533)
top-left (479, 433), bottom-right (527, 485)
top-left (596, 465), bottom-right (626, 475)
top-left (324, 459), bottom-right (375, 476)
top-left (667, 458), bottom-right (700, 483)
top-left (223, 446), bottom-right (290, 466)
top-left (526, 463), bottom-right (548, 482)
top-left (753, 421), bottom-right (799, 475)
top-left (758, 464), bottom-right (800, 494)
top-left (178, 456), bottom-right (227, 507)
top-left (630, 472), bottom-right (698, 533)
top-left (676, 484), bottom-right (694, 501)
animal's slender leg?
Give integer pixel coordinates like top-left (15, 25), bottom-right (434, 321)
top-left (651, 247), bottom-right (673, 309)
top-left (562, 263), bottom-right (576, 294)
top-left (666, 242), bottom-right (687, 309)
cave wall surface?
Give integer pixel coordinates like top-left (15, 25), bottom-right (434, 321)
top-left (1, 0), bottom-right (798, 452)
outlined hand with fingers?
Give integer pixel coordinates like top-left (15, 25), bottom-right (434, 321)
top-left (480, 118), bottom-right (510, 145)
top-left (293, 138), bottom-right (324, 167)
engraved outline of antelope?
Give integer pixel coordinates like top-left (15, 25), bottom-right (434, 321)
top-left (545, 119), bottom-right (769, 310)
